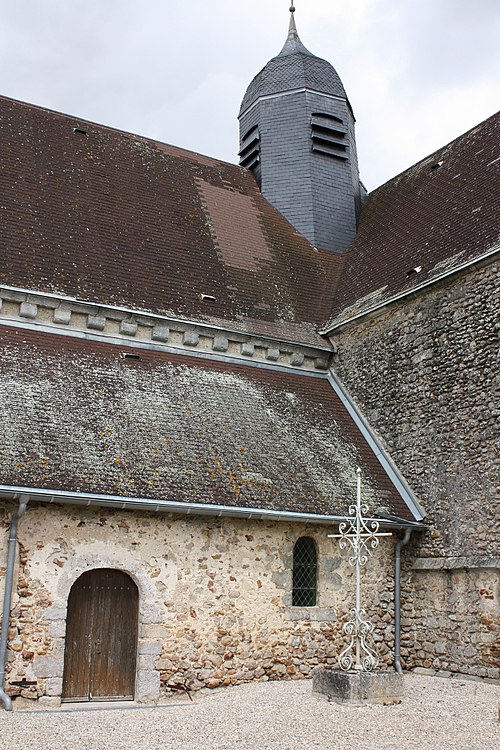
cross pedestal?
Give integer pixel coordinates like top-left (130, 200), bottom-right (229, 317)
top-left (312, 667), bottom-right (404, 706)
top-left (311, 468), bottom-right (404, 705)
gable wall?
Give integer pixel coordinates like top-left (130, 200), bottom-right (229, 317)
top-left (1, 502), bottom-right (396, 705)
top-left (330, 261), bottom-right (499, 678)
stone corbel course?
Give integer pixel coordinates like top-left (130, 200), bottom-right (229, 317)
top-left (0, 288), bottom-right (332, 372)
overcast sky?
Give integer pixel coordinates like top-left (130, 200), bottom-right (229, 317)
top-left (2, 0), bottom-right (499, 189)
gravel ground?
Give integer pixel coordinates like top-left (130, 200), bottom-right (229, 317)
top-left (3, 675), bottom-right (499, 750)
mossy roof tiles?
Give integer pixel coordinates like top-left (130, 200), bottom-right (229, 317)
top-left (0, 327), bottom-right (412, 520)
top-left (324, 112), bottom-right (500, 329)
top-left (0, 95), bottom-right (338, 347)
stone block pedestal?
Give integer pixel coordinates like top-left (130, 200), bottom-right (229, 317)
top-left (312, 667), bottom-right (404, 706)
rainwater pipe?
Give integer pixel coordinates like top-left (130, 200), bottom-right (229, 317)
top-left (0, 496), bottom-right (29, 711)
top-left (394, 528), bottom-right (412, 674)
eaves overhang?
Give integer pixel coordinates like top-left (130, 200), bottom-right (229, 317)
top-left (0, 486), bottom-right (425, 530)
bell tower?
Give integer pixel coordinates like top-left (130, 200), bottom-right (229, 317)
top-left (239, 6), bottom-right (364, 253)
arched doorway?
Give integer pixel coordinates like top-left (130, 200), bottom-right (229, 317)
top-left (62, 569), bottom-right (139, 701)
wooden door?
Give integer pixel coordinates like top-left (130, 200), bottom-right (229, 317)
top-left (62, 569), bottom-right (139, 701)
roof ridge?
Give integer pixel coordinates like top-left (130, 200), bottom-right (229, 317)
top-left (0, 93), bottom-right (238, 170)
top-left (369, 109), bottom-right (500, 196)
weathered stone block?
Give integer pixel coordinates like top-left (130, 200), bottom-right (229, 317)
top-left (290, 352), bottom-right (305, 367)
top-left (44, 608), bottom-right (66, 621)
top-left (183, 331), bottom-right (199, 347)
top-left (49, 621), bottom-right (66, 638)
top-left (33, 655), bottom-right (64, 679)
top-left (53, 306), bottom-right (71, 325)
top-left (120, 320), bottom-right (138, 336)
top-left (141, 624), bottom-right (167, 639)
top-left (151, 324), bottom-right (169, 342)
top-left (19, 301), bottom-right (37, 319)
top-left (312, 668), bottom-right (404, 705)
top-left (136, 670), bottom-right (160, 702)
top-left (45, 677), bottom-right (63, 696)
top-left (87, 314), bottom-right (105, 331)
top-left (213, 336), bottom-right (229, 352)
top-left (266, 348), bottom-right (280, 362)
top-left (38, 696), bottom-right (61, 707)
top-left (315, 356), bottom-right (330, 370)
top-left (138, 654), bottom-right (156, 671)
top-left (139, 641), bottom-right (163, 655)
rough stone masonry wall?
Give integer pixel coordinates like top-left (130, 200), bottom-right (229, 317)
top-left (0, 502), bottom-right (396, 705)
top-left (331, 261), bottom-right (499, 678)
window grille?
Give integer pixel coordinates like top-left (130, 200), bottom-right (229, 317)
top-left (292, 537), bottom-right (317, 607)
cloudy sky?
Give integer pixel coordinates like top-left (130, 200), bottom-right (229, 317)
top-left (2, 0), bottom-right (499, 189)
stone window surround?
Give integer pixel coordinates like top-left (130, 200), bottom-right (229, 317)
top-left (282, 534), bottom-right (339, 623)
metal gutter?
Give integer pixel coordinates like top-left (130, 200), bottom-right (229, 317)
top-left (327, 371), bottom-right (426, 522)
top-left (321, 246), bottom-right (499, 334)
top-left (394, 529), bottom-right (412, 674)
top-left (0, 486), bottom-right (423, 530)
top-left (0, 496), bottom-right (29, 711)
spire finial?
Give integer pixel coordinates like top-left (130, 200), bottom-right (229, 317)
top-left (279, 1), bottom-right (311, 56)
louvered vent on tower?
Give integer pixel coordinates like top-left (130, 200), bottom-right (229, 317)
top-left (311, 113), bottom-right (348, 161)
top-left (239, 125), bottom-right (260, 170)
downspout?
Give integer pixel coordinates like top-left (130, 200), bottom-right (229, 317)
top-left (0, 496), bottom-right (29, 711)
top-left (394, 529), bottom-right (412, 674)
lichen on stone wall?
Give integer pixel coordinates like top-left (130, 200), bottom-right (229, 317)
top-left (2, 502), bottom-right (396, 703)
top-left (331, 262), bottom-right (500, 677)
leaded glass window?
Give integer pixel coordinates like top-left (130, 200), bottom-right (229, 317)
top-left (292, 537), bottom-right (317, 607)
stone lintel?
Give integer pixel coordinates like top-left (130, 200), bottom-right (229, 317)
top-left (312, 667), bottom-right (404, 706)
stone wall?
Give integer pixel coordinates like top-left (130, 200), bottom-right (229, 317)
top-left (1, 501), bottom-right (396, 704)
top-left (330, 261), bottom-right (499, 677)
top-left (400, 563), bottom-right (499, 678)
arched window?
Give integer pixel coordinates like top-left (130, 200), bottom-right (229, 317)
top-left (292, 537), bottom-right (317, 607)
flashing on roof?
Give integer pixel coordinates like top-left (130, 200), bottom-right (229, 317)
top-left (406, 265), bottom-right (422, 278)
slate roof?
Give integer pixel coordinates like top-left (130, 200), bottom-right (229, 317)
top-left (240, 47), bottom-right (347, 116)
top-left (0, 326), bottom-right (413, 520)
top-left (323, 112), bottom-right (500, 330)
top-left (0, 95), bottom-right (337, 347)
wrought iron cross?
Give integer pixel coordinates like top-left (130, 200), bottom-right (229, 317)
top-left (329, 467), bottom-right (392, 672)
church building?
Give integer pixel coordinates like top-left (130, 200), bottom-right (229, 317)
top-left (0, 8), bottom-right (498, 707)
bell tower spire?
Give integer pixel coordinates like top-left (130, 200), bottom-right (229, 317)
top-left (280, 4), bottom-right (312, 56)
top-left (238, 4), bottom-right (363, 254)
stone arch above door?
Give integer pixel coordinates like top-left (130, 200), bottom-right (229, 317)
top-left (36, 545), bottom-right (165, 704)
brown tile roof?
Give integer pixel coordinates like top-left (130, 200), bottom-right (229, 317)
top-left (323, 112), bottom-right (500, 329)
top-left (0, 327), bottom-right (413, 520)
top-left (0, 95), bottom-right (338, 346)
